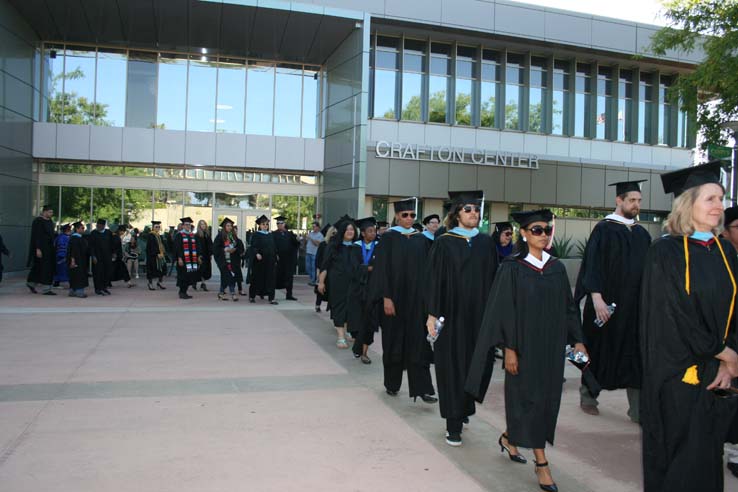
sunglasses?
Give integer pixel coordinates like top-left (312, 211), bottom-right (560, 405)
top-left (400, 212), bottom-right (417, 219)
top-left (526, 225), bottom-right (553, 236)
top-left (277, 221), bottom-right (285, 225)
top-left (502, 231), bottom-right (513, 236)
top-left (461, 205), bottom-right (481, 213)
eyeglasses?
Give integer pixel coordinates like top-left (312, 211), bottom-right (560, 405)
top-left (461, 205), bottom-right (481, 213)
top-left (400, 212), bottom-right (417, 219)
top-left (277, 221), bottom-right (285, 225)
top-left (526, 225), bottom-right (553, 236)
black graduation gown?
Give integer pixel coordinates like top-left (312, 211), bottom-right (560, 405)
top-left (146, 233), bottom-right (167, 280)
top-left (315, 241), bottom-right (328, 305)
top-left (640, 236), bottom-right (738, 492)
top-left (348, 240), bottom-right (380, 347)
top-left (323, 243), bottom-right (362, 328)
top-left (232, 237), bottom-right (245, 283)
top-left (173, 231), bottom-right (201, 288)
top-left (574, 219), bottom-right (651, 390)
top-left (111, 235), bottom-right (130, 282)
top-left (0, 234), bottom-right (9, 282)
top-left (407, 234), bottom-right (436, 366)
top-left (213, 233), bottom-right (240, 286)
top-left (88, 229), bottom-right (113, 290)
top-left (425, 232), bottom-right (498, 420)
top-left (273, 230), bottom-right (299, 289)
top-left (26, 216), bottom-right (55, 285)
top-left (248, 232), bottom-right (277, 298)
top-left (66, 234), bottom-right (89, 290)
top-left (198, 233), bottom-right (213, 281)
top-left (466, 256), bottom-right (583, 448)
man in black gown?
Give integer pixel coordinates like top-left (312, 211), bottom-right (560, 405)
top-left (272, 216), bottom-right (300, 301)
top-left (425, 190), bottom-right (498, 446)
top-left (373, 198), bottom-right (437, 402)
top-left (26, 205), bottom-right (56, 295)
top-left (173, 217), bottom-right (201, 299)
top-left (249, 215), bottom-right (278, 304)
top-left (66, 221), bottom-right (89, 298)
top-left (89, 218), bottom-right (114, 296)
top-left (575, 180), bottom-right (651, 421)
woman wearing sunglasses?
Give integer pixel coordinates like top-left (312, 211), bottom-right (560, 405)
top-left (639, 161), bottom-right (738, 492)
top-left (466, 209), bottom-right (585, 492)
top-left (493, 222), bottom-right (514, 263)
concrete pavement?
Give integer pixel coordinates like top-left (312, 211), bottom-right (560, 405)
top-left (0, 275), bottom-right (735, 491)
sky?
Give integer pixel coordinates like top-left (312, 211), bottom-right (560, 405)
top-left (510, 0), bottom-right (668, 26)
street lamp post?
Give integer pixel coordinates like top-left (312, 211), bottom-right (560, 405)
top-left (721, 120), bottom-right (738, 205)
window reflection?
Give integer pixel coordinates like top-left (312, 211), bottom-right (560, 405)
top-left (217, 58), bottom-right (246, 133)
top-left (43, 44), bottom-right (64, 122)
top-left (455, 46), bottom-right (476, 126)
top-left (505, 53), bottom-right (524, 130)
top-left (184, 191), bottom-right (214, 227)
top-left (274, 64), bottom-right (303, 137)
top-left (617, 70), bottom-right (633, 141)
top-left (481, 50), bottom-right (500, 128)
top-left (216, 193), bottom-right (258, 208)
top-left (552, 60), bottom-right (569, 135)
top-left (658, 75), bottom-right (673, 146)
top-left (302, 68), bottom-right (319, 138)
top-left (596, 66), bottom-right (613, 140)
top-left (638, 73), bottom-right (654, 144)
top-left (429, 42), bottom-right (450, 123)
top-left (157, 53), bottom-right (187, 130)
top-left (373, 36), bottom-right (399, 119)
top-left (96, 49), bottom-right (127, 127)
top-left (62, 47), bottom-right (96, 125)
top-left (574, 63), bottom-right (592, 138)
top-left (126, 51), bottom-right (157, 129)
top-left (188, 56), bottom-right (217, 132)
top-left (529, 56), bottom-right (548, 133)
top-left (246, 62), bottom-right (275, 135)
top-left (402, 39), bottom-right (425, 121)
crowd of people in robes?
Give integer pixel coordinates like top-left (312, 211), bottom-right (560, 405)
top-left (15, 159), bottom-right (738, 491)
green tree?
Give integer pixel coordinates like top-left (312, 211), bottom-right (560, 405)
top-left (401, 95), bottom-right (422, 121)
top-left (481, 96), bottom-right (495, 127)
top-left (48, 67), bottom-right (111, 126)
top-left (455, 92), bottom-right (472, 125)
top-left (429, 90), bottom-right (447, 123)
top-left (649, 0), bottom-right (738, 148)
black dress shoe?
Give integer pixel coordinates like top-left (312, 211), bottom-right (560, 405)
top-left (386, 389), bottom-right (399, 396)
top-left (249, 298), bottom-right (256, 303)
top-left (148, 284), bottom-right (156, 291)
top-left (498, 433), bottom-right (527, 464)
top-left (26, 284), bottom-right (37, 294)
top-left (420, 394), bottom-right (438, 404)
top-left (269, 300), bottom-right (279, 305)
top-left (286, 296), bottom-right (298, 301)
top-left (179, 292), bottom-right (192, 299)
top-left (157, 283), bottom-right (166, 290)
top-left (96, 290), bottom-right (105, 296)
top-left (42, 290), bottom-right (57, 296)
top-left (728, 461), bottom-right (738, 478)
top-left (535, 461), bottom-right (558, 492)
top-left (103, 289), bottom-right (111, 295)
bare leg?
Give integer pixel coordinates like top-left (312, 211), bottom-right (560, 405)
top-left (533, 448), bottom-right (555, 487)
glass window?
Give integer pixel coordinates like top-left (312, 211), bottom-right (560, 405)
top-left (93, 165), bottom-right (125, 175)
top-left (574, 63), bottom-right (592, 138)
top-left (61, 186), bottom-right (92, 226)
top-left (274, 64), bottom-right (303, 137)
top-left (153, 191), bottom-right (183, 227)
top-left (505, 53), bottom-right (524, 130)
top-left (429, 42), bottom-right (450, 123)
top-left (184, 191), bottom-right (214, 228)
top-left (302, 68), bottom-right (319, 138)
top-left (216, 58), bottom-right (246, 134)
top-left (126, 51), bottom-right (157, 129)
top-left (617, 69), bottom-right (633, 141)
top-left (187, 56), bottom-right (217, 132)
top-left (455, 46), bottom-right (477, 126)
top-left (677, 101), bottom-right (689, 148)
top-left (123, 189), bottom-right (153, 230)
top-left (480, 49), bottom-right (500, 128)
top-left (596, 66), bottom-right (613, 140)
top-left (552, 60), bottom-right (569, 135)
top-left (125, 167), bottom-right (155, 177)
top-left (215, 193), bottom-right (258, 208)
top-left (246, 61), bottom-right (275, 135)
top-left (95, 48), bottom-right (127, 127)
top-left (62, 47), bottom-right (96, 125)
top-left (638, 72), bottom-right (654, 144)
top-left (157, 53), bottom-right (187, 130)
top-left (43, 44), bottom-right (64, 122)
top-left (373, 36), bottom-right (399, 119)
top-left (529, 56), bottom-right (548, 133)
top-left (402, 39), bottom-right (426, 122)
top-left (92, 187), bottom-right (123, 225)
top-left (658, 75), bottom-right (673, 146)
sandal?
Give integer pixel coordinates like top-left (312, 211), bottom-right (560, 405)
top-left (360, 354), bottom-right (372, 364)
top-left (336, 338), bottom-right (349, 349)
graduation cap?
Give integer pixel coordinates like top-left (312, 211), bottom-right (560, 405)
top-left (72, 221), bottom-right (84, 229)
top-left (448, 190), bottom-right (484, 207)
top-left (255, 214), bottom-right (269, 225)
top-left (412, 223), bottom-right (423, 232)
top-left (274, 215), bottom-right (287, 223)
top-left (357, 217), bottom-right (377, 230)
top-left (495, 221), bottom-right (513, 233)
top-left (660, 160), bottom-right (724, 197)
top-left (377, 221), bottom-right (389, 228)
top-left (61, 223), bottom-right (72, 232)
top-left (220, 217), bottom-right (234, 227)
top-left (179, 217), bottom-right (193, 224)
top-left (511, 209), bottom-right (554, 229)
top-left (320, 223), bottom-right (332, 236)
top-left (42, 204), bottom-right (53, 212)
top-left (726, 206), bottom-right (738, 226)
top-left (151, 220), bottom-right (161, 226)
top-left (609, 180), bottom-right (647, 196)
top-left (392, 197), bottom-right (417, 214)
top-left (96, 218), bottom-right (107, 225)
top-left (116, 225), bottom-right (127, 232)
top-left (422, 214), bottom-right (440, 225)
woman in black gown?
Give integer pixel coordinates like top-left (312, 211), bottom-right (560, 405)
top-left (248, 215), bottom-right (277, 304)
top-left (314, 225), bottom-right (334, 313)
top-left (146, 221), bottom-right (167, 291)
top-left (318, 218), bottom-right (361, 349)
top-left (640, 161), bottom-right (738, 492)
top-left (213, 217), bottom-right (239, 302)
top-left (466, 209), bottom-right (586, 492)
top-left (196, 219), bottom-right (213, 292)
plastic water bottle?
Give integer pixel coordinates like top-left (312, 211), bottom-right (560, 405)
top-left (594, 303), bottom-right (616, 327)
top-left (427, 316), bottom-right (445, 346)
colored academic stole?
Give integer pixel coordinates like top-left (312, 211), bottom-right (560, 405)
top-left (180, 232), bottom-right (199, 272)
top-left (223, 234), bottom-right (235, 275)
top-left (361, 241), bottom-right (376, 265)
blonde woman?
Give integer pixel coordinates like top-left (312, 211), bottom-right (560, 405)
top-left (146, 221), bottom-right (167, 290)
top-left (314, 225), bottom-right (335, 313)
top-left (641, 161), bottom-right (738, 492)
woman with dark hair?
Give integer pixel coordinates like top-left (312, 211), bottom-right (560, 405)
top-left (146, 221), bottom-right (167, 291)
top-left (350, 217), bottom-right (380, 363)
top-left (112, 225), bottom-right (133, 288)
top-left (213, 217), bottom-right (239, 302)
top-left (640, 161), bottom-right (738, 492)
top-left (314, 225), bottom-right (334, 313)
top-left (318, 217), bottom-right (362, 349)
top-left (492, 222), bottom-right (514, 262)
top-left (196, 219), bottom-right (212, 292)
top-left (466, 209), bottom-right (585, 492)
top-left (53, 223), bottom-right (71, 287)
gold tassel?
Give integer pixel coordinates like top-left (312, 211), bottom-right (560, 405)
top-left (682, 365), bottom-right (700, 385)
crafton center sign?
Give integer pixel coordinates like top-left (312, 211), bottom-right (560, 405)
top-left (374, 141), bottom-right (540, 170)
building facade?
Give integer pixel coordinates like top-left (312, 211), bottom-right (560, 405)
top-left (0, 0), bottom-right (702, 271)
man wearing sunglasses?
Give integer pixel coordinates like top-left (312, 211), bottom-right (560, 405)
top-left (372, 197), bottom-right (437, 403)
top-left (425, 190), bottom-right (499, 446)
top-left (574, 180), bottom-right (652, 422)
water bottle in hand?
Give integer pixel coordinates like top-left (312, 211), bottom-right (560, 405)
top-left (594, 303), bottom-right (616, 327)
top-left (427, 316), bottom-right (445, 345)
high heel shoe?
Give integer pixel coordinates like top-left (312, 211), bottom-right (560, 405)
top-left (148, 283), bottom-right (155, 291)
top-left (498, 433), bottom-right (527, 464)
top-left (534, 461), bottom-right (558, 492)
top-left (157, 282), bottom-right (166, 290)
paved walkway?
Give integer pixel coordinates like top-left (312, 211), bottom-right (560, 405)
top-left (0, 275), bottom-right (735, 491)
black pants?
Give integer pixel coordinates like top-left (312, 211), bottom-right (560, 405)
top-left (92, 260), bottom-right (112, 291)
top-left (446, 417), bottom-right (463, 434)
top-left (283, 274), bottom-right (294, 297)
top-left (249, 282), bottom-right (274, 301)
top-left (383, 360), bottom-right (434, 397)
